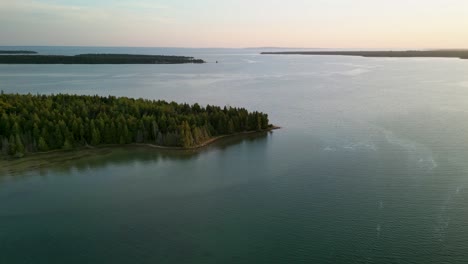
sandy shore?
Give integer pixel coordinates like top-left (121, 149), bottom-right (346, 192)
top-left (135, 126), bottom-right (281, 150)
top-left (1, 126), bottom-right (281, 160)
top-left (0, 126), bottom-right (280, 175)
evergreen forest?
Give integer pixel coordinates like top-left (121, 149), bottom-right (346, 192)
top-left (0, 93), bottom-right (270, 157)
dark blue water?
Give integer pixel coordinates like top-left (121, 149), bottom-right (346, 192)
top-left (1, 47), bottom-right (468, 263)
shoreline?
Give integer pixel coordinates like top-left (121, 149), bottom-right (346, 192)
top-left (0, 54), bottom-right (205, 64)
top-left (1, 126), bottom-right (281, 161)
top-left (261, 50), bottom-right (468, 59)
top-left (134, 126), bottom-right (281, 150)
top-left (0, 50), bottom-right (37, 54)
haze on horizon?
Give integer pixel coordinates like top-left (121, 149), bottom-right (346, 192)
top-left (1, 0), bottom-right (468, 49)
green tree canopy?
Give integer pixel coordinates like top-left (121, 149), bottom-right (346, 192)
top-left (0, 93), bottom-right (271, 157)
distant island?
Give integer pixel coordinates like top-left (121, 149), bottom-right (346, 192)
top-left (0, 54), bottom-right (205, 64)
top-left (261, 50), bottom-right (468, 59)
top-left (0, 50), bottom-right (38, 54)
top-left (0, 93), bottom-right (275, 158)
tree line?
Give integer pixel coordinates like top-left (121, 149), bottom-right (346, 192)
top-left (0, 50), bottom-right (37, 54)
top-left (0, 93), bottom-right (270, 157)
top-left (261, 50), bottom-right (468, 59)
top-left (0, 54), bottom-right (205, 64)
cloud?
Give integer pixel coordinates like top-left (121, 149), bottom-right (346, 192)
top-left (115, 1), bottom-right (170, 10)
top-left (0, 0), bottom-right (173, 24)
top-left (0, 0), bottom-right (83, 13)
top-left (0, 0), bottom-right (93, 22)
top-left (0, 0), bottom-right (176, 46)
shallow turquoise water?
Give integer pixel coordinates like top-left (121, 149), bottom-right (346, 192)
top-left (1, 47), bottom-right (468, 263)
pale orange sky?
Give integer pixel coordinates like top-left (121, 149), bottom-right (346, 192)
top-left (1, 0), bottom-right (468, 48)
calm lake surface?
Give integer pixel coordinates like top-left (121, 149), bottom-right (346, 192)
top-left (1, 47), bottom-right (468, 263)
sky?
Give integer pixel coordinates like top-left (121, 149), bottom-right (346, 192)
top-left (1, 0), bottom-right (468, 48)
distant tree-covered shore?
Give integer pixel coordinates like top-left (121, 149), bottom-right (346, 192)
top-left (0, 93), bottom-right (271, 158)
top-left (0, 50), bottom-right (38, 54)
top-left (261, 50), bottom-right (468, 59)
top-left (0, 54), bottom-right (205, 64)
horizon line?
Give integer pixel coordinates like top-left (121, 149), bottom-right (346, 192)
top-left (0, 45), bottom-right (467, 51)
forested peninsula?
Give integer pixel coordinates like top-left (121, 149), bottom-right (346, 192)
top-left (261, 50), bottom-right (468, 59)
top-left (0, 50), bottom-right (37, 54)
top-left (0, 93), bottom-right (273, 158)
top-left (0, 54), bottom-right (205, 64)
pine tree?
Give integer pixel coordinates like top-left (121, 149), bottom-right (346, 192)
top-left (179, 121), bottom-right (193, 147)
top-left (38, 137), bottom-right (48, 152)
top-left (54, 126), bottom-right (64, 149)
top-left (1, 137), bottom-right (9, 155)
top-left (91, 129), bottom-right (101, 146)
top-left (8, 135), bottom-right (16, 156)
top-left (63, 139), bottom-right (73, 150)
top-left (14, 134), bottom-right (25, 157)
top-left (0, 113), bottom-right (10, 136)
top-left (228, 120), bottom-right (234, 134)
top-left (32, 123), bottom-right (40, 143)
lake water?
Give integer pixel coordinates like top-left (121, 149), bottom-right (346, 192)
top-left (1, 47), bottom-right (468, 263)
